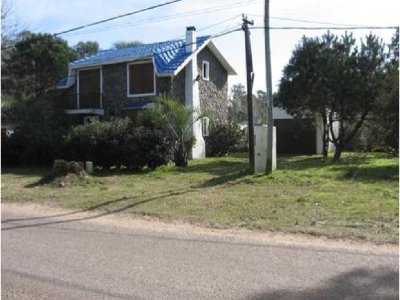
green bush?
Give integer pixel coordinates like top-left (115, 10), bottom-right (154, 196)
top-left (63, 118), bottom-right (173, 170)
top-left (1, 131), bottom-right (25, 165)
top-left (1, 95), bottom-right (69, 165)
top-left (205, 121), bottom-right (247, 157)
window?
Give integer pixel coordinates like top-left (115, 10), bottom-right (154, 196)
top-left (78, 68), bottom-right (102, 109)
top-left (127, 62), bottom-right (155, 97)
top-left (202, 60), bottom-right (210, 80)
top-left (202, 117), bottom-right (210, 137)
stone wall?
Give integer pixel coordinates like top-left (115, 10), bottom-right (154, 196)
top-left (170, 47), bottom-right (229, 119)
top-left (171, 69), bottom-right (186, 105)
top-left (102, 63), bottom-right (128, 117)
top-left (197, 47), bottom-right (229, 121)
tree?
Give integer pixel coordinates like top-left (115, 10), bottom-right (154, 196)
top-left (3, 32), bottom-right (76, 99)
top-left (113, 40), bottom-right (143, 49)
top-left (228, 83), bottom-right (247, 123)
top-left (1, 0), bottom-right (17, 50)
top-left (73, 41), bottom-right (99, 58)
top-left (277, 32), bottom-right (387, 160)
top-left (229, 84), bottom-right (267, 124)
top-left (254, 90), bottom-right (267, 123)
top-left (372, 29), bottom-right (399, 154)
top-left (146, 96), bottom-right (197, 167)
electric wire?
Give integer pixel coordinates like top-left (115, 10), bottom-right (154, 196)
top-left (252, 25), bottom-right (399, 30)
top-left (53, 0), bottom-right (186, 36)
top-left (60, 0), bottom-right (263, 38)
top-left (248, 13), bottom-right (369, 27)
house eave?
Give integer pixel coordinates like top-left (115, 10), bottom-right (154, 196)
top-left (64, 109), bottom-right (104, 115)
top-left (172, 39), bottom-right (237, 76)
top-left (206, 41), bottom-right (237, 75)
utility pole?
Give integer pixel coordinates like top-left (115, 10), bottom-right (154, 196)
top-left (264, 0), bottom-right (274, 173)
top-left (242, 15), bottom-right (255, 174)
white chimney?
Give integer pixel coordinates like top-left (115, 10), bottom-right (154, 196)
top-left (184, 25), bottom-right (205, 158)
top-left (185, 26), bottom-right (196, 53)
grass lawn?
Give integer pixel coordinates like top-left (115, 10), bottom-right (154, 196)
top-left (2, 152), bottom-right (398, 243)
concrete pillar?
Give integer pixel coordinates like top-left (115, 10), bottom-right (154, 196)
top-left (254, 125), bottom-right (276, 173)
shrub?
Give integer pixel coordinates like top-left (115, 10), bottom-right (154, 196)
top-left (139, 96), bottom-right (197, 167)
top-left (51, 160), bottom-right (85, 177)
top-left (1, 95), bottom-right (69, 165)
top-left (1, 131), bottom-right (25, 165)
top-left (63, 118), bottom-right (173, 170)
top-left (205, 121), bottom-right (247, 157)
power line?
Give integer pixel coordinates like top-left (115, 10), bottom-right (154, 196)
top-left (252, 25), bottom-right (399, 30)
top-left (53, 0), bottom-right (186, 36)
top-left (1, 0), bottom-right (188, 50)
top-left (61, 0), bottom-right (263, 38)
top-left (248, 14), bottom-right (367, 27)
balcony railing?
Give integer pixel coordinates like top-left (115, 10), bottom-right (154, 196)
top-left (64, 93), bottom-right (103, 110)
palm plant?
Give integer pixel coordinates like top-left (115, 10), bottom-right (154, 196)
top-left (149, 96), bottom-right (198, 167)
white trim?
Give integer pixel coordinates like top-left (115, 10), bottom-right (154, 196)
top-left (126, 60), bottom-right (156, 98)
top-left (206, 41), bottom-right (237, 75)
top-left (173, 40), bottom-right (237, 76)
top-left (77, 70), bottom-right (80, 109)
top-left (202, 60), bottom-right (210, 80)
top-left (56, 69), bottom-right (76, 89)
top-left (65, 109), bottom-right (104, 115)
top-left (173, 40), bottom-right (209, 76)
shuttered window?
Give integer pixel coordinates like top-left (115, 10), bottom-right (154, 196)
top-left (128, 62), bottom-right (155, 96)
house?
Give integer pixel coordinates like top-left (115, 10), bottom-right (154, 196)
top-left (57, 26), bottom-right (237, 158)
top-left (273, 107), bottom-right (338, 155)
top-left (239, 107), bottom-right (334, 155)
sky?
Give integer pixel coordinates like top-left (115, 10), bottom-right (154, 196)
top-left (8, 0), bottom-right (400, 92)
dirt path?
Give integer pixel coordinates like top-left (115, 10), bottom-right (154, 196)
top-left (2, 202), bottom-right (397, 255)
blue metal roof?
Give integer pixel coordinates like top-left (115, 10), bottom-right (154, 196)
top-left (56, 76), bottom-right (68, 86)
top-left (121, 101), bottom-right (153, 110)
top-left (69, 36), bottom-right (210, 75)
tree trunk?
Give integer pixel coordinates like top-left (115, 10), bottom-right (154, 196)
top-left (322, 113), bottom-right (328, 158)
top-left (174, 144), bottom-right (188, 167)
top-left (333, 143), bottom-right (342, 161)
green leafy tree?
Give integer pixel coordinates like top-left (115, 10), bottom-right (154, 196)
top-left (229, 84), bottom-right (267, 124)
top-left (228, 83), bottom-right (247, 123)
top-left (113, 40), bottom-right (143, 49)
top-left (73, 41), bottom-right (99, 58)
top-left (277, 32), bottom-right (387, 160)
top-left (372, 29), bottom-right (399, 154)
top-left (3, 32), bottom-right (76, 99)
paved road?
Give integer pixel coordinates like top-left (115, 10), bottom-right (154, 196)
top-left (2, 205), bottom-right (398, 300)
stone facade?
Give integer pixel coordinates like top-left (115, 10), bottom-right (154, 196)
top-left (102, 63), bottom-right (171, 117)
top-left (170, 47), bottom-right (229, 120)
top-left (197, 47), bottom-right (228, 121)
top-left (171, 69), bottom-right (186, 105)
top-left (66, 46), bottom-right (229, 120)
